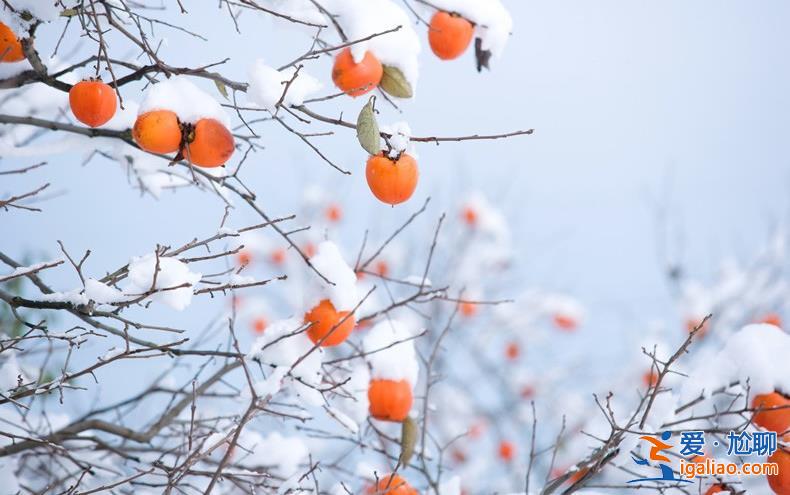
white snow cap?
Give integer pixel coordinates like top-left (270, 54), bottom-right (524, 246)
top-left (325, 0), bottom-right (421, 88)
top-left (363, 319), bottom-right (419, 386)
top-left (304, 241), bottom-right (359, 312)
top-left (380, 121), bottom-right (412, 159)
top-left (0, 352), bottom-right (26, 392)
top-left (236, 430), bottom-right (309, 478)
top-left (248, 317), bottom-right (323, 385)
top-left (138, 75), bottom-right (230, 127)
top-left (84, 278), bottom-right (128, 304)
top-left (124, 253), bottom-right (202, 311)
top-left (429, 0), bottom-right (513, 58)
top-left (681, 323), bottom-right (790, 401)
top-left (247, 59), bottom-right (322, 112)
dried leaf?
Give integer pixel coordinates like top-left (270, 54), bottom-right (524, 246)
top-left (475, 38), bottom-right (492, 72)
top-left (356, 96), bottom-right (380, 155)
top-left (60, 8), bottom-right (79, 17)
top-left (380, 65), bottom-right (413, 99)
top-left (399, 416), bottom-right (418, 465)
top-left (214, 80), bottom-right (229, 100)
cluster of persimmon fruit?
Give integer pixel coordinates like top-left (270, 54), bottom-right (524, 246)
top-left (331, 9), bottom-right (476, 207)
top-left (2, 16), bottom-right (235, 169)
top-left (751, 391), bottom-right (790, 494)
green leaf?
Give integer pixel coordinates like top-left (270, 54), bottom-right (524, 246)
top-left (380, 65), bottom-right (413, 99)
top-left (399, 416), bottom-right (418, 466)
top-left (214, 80), bottom-right (229, 100)
top-left (356, 96), bottom-right (380, 155)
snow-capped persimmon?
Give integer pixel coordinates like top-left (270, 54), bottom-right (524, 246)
top-left (366, 153), bottom-right (419, 206)
top-left (133, 110), bottom-right (182, 154)
top-left (184, 118), bottom-right (235, 168)
top-left (498, 440), bottom-right (515, 462)
top-left (0, 22), bottom-right (24, 62)
top-left (366, 473), bottom-right (417, 495)
top-left (304, 299), bottom-right (355, 347)
top-left (325, 204), bottom-right (342, 222)
top-left (368, 379), bottom-right (412, 422)
top-left (553, 313), bottom-right (578, 331)
top-left (751, 391), bottom-right (790, 435)
top-left (332, 48), bottom-right (383, 97)
top-left (767, 448), bottom-right (789, 495)
top-left (428, 11), bottom-right (475, 61)
top-left (69, 80), bottom-right (117, 128)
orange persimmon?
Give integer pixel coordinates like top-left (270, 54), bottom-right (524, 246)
top-left (366, 152), bottom-right (419, 206)
top-left (69, 80), bottom-right (117, 128)
top-left (366, 473), bottom-right (417, 495)
top-left (428, 11), bottom-right (474, 61)
top-left (303, 299), bottom-right (355, 347)
top-left (184, 118), bottom-right (234, 168)
top-left (368, 379), bottom-right (412, 422)
top-left (752, 392), bottom-right (790, 435)
top-left (133, 110), bottom-right (182, 154)
top-left (767, 448), bottom-right (789, 494)
top-left (332, 48), bottom-right (383, 97)
top-left (0, 22), bottom-right (24, 62)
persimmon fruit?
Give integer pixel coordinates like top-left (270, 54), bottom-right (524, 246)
top-left (553, 313), bottom-right (578, 331)
top-left (325, 204), bottom-right (342, 222)
top-left (332, 48), bottom-right (383, 97)
top-left (459, 302), bottom-right (477, 317)
top-left (133, 110), bottom-right (182, 154)
top-left (704, 484), bottom-right (729, 495)
top-left (752, 392), bottom-right (790, 435)
top-left (767, 448), bottom-right (789, 495)
top-left (366, 473), bottom-right (417, 495)
top-left (368, 379), bottom-right (412, 422)
top-left (498, 440), bottom-right (515, 461)
top-left (252, 317), bottom-right (267, 334)
top-left (303, 299), bottom-right (355, 347)
top-left (184, 118), bottom-right (235, 168)
top-left (462, 205), bottom-right (478, 226)
top-left (366, 153), bottom-right (419, 206)
top-left (237, 250), bottom-right (252, 266)
top-left (428, 11), bottom-right (474, 61)
top-left (0, 22), bottom-right (24, 62)
top-left (760, 313), bottom-right (783, 327)
top-left (69, 80), bottom-right (117, 128)
top-left (505, 341), bottom-right (520, 360)
top-left (270, 248), bottom-right (286, 265)
top-left (375, 260), bottom-right (390, 278)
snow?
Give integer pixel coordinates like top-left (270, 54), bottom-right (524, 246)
top-left (38, 290), bottom-right (90, 306)
top-left (438, 476), bottom-right (462, 495)
top-left (363, 319), bottom-right (419, 386)
top-left (1, 1), bottom-right (59, 33)
top-left (0, 259), bottom-right (63, 283)
top-left (236, 431), bottom-right (309, 478)
top-left (303, 241), bottom-right (359, 312)
top-left (325, 405), bottom-right (360, 434)
top-left (0, 352), bottom-right (26, 392)
top-left (429, 0), bottom-right (513, 58)
top-left (137, 75), bottom-right (230, 128)
top-left (84, 278), bottom-right (128, 304)
top-left (380, 121), bottom-right (412, 158)
top-left (332, 363), bottom-right (370, 425)
top-left (248, 317), bottom-right (323, 385)
top-left (100, 347), bottom-right (125, 361)
top-left (124, 253), bottom-right (202, 311)
top-left (680, 323), bottom-right (790, 401)
top-left (247, 59), bottom-right (322, 112)
top-left (324, 0), bottom-right (421, 88)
